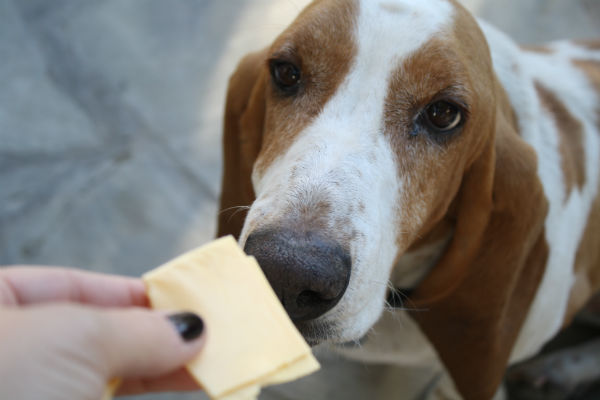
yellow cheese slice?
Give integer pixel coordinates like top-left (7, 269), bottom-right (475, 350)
top-left (142, 235), bottom-right (320, 399)
top-left (100, 378), bottom-right (121, 400)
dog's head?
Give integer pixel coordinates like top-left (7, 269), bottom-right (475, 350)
top-left (220, 0), bottom-right (494, 344)
top-left (218, 0), bottom-right (545, 358)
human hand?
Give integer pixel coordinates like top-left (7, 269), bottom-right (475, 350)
top-left (0, 266), bottom-right (205, 399)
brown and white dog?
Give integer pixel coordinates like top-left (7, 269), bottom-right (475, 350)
top-left (216, 0), bottom-right (600, 398)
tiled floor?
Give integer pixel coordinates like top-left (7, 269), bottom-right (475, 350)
top-left (1, 1), bottom-right (598, 399)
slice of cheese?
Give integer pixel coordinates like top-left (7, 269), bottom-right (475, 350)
top-left (100, 378), bottom-right (121, 400)
top-left (142, 235), bottom-right (320, 399)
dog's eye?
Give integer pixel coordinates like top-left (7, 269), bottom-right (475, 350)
top-left (270, 61), bottom-right (301, 94)
top-left (424, 101), bottom-right (463, 133)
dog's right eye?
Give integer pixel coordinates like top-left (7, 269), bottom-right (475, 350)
top-left (270, 60), bottom-right (301, 94)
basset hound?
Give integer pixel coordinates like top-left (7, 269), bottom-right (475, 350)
top-left (216, 0), bottom-right (600, 398)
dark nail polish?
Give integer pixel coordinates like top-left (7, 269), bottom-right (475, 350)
top-left (168, 312), bottom-right (204, 342)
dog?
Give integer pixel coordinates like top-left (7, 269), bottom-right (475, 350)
top-left (216, 0), bottom-right (600, 398)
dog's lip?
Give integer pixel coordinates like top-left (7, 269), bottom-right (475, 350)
top-left (295, 319), bottom-right (369, 348)
top-left (338, 334), bottom-right (369, 348)
top-left (294, 319), bottom-right (338, 347)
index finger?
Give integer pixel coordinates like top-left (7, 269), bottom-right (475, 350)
top-left (0, 266), bottom-right (148, 307)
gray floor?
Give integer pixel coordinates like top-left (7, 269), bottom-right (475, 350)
top-left (1, 1), bottom-right (599, 399)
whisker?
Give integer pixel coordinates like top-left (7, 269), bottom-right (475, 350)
top-left (383, 299), bottom-right (422, 313)
top-left (359, 278), bottom-right (424, 313)
top-left (219, 205), bottom-right (251, 215)
top-left (384, 283), bottom-right (427, 313)
top-left (219, 205), bottom-right (252, 225)
top-left (228, 208), bottom-right (250, 224)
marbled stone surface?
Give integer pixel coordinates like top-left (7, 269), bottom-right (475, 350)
top-left (1, 1), bottom-right (598, 399)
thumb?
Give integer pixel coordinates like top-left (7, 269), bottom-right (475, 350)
top-left (96, 308), bottom-right (205, 379)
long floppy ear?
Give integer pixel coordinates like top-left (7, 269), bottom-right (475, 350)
top-left (217, 49), bottom-right (268, 239)
top-left (410, 101), bottom-right (549, 399)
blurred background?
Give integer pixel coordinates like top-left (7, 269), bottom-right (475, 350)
top-left (1, 0), bottom-right (599, 399)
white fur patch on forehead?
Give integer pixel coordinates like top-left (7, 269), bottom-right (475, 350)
top-left (357, 0), bottom-right (455, 65)
top-left (308, 0), bottom-right (456, 137)
top-left (303, 0), bottom-right (456, 134)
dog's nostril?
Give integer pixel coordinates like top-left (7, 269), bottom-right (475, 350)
top-left (244, 228), bottom-right (351, 323)
top-left (297, 290), bottom-right (325, 309)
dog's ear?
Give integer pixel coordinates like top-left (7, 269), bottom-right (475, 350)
top-left (217, 49), bottom-right (268, 239)
top-left (410, 99), bottom-right (549, 399)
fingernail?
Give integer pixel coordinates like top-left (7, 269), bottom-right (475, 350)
top-left (168, 312), bottom-right (204, 342)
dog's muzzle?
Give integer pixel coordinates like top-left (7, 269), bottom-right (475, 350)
top-left (244, 228), bottom-right (351, 322)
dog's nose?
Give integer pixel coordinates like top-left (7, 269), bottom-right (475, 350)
top-left (244, 229), bottom-right (351, 322)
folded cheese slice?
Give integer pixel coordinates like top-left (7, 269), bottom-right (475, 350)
top-left (142, 235), bottom-right (320, 399)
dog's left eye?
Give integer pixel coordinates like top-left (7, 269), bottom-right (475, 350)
top-left (424, 100), bottom-right (463, 133)
top-left (270, 60), bottom-right (301, 94)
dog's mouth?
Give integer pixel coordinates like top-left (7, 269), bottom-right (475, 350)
top-left (297, 289), bottom-right (415, 346)
top-left (338, 335), bottom-right (370, 349)
top-left (294, 319), bottom-right (340, 347)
